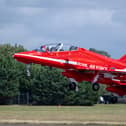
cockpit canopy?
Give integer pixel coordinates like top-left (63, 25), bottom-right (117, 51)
top-left (35, 43), bottom-right (78, 52)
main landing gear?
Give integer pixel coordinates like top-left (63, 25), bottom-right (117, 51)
top-left (68, 78), bottom-right (79, 91)
top-left (91, 73), bottom-right (100, 91)
top-left (69, 82), bottom-right (76, 90)
top-left (68, 78), bottom-right (100, 92)
top-left (92, 83), bottom-right (100, 91)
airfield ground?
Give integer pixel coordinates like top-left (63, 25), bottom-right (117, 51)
top-left (0, 104), bottom-right (126, 126)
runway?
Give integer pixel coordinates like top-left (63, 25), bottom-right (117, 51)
top-left (0, 124), bottom-right (91, 126)
top-left (0, 124), bottom-right (118, 126)
top-left (0, 123), bottom-right (125, 126)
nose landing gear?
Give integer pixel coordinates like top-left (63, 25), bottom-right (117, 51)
top-left (26, 64), bottom-right (31, 77)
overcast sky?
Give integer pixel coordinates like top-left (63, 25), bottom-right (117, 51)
top-left (0, 0), bottom-right (126, 58)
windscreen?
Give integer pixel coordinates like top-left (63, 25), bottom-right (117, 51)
top-left (34, 43), bottom-right (78, 52)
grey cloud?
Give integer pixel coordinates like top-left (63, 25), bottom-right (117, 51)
top-left (113, 10), bottom-right (126, 24)
top-left (3, 0), bottom-right (126, 9)
top-left (0, 0), bottom-right (126, 58)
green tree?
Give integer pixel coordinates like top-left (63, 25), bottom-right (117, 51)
top-left (31, 66), bottom-right (67, 105)
top-left (0, 44), bottom-right (26, 104)
top-left (89, 48), bottom-right (111, 57)
top-left (0, 43), bottom-right (111, 105)
top-left (63, 82), bottom-right (99, 106)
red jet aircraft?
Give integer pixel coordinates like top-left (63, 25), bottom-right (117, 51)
top-left (13, 43), bottom-right (126, 96)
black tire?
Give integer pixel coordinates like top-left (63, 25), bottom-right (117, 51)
top-left (69, 82), bottom-right (76, 90)
top-left (92, 83), bottom-right (100, 91)
top-left (111, 96), bottom-right (118, 104)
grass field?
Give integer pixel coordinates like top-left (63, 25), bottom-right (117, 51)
top-left (0, 104), bottom-right (126, 125)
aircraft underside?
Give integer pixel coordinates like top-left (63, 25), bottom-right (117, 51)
top-left (62, 69), bottom-right (126, 96)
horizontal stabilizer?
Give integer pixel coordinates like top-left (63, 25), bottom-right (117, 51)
top-left (118, 55), bottom-right (126, 63)
top-left (106, 86), bottom-right (126, 96)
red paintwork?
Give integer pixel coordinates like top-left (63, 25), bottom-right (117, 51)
top-left (13, 44), bottom-right (126, 96)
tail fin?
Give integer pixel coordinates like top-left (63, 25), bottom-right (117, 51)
top-left (118, 55), bottom-right (126, 63)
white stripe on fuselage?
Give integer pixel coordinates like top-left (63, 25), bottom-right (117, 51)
top-left (115, 69), bottom-right (126, 72)
top-left (15, 53), bottom-right (78, 65)
top-left (16, 54), bottom-right (126, 72)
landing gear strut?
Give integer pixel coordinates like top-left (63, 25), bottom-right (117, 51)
top-left (26, 64), bottom-right (31, 77)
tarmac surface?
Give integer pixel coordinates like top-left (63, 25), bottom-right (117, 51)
top-left (0, 124), bottom-right (89, 126)
top-left (0, 120), bottom-right (125, 126)
top-left (0, 123), bottom-right (125, 126)
top-left (0, 124), bottom-right (120, 126)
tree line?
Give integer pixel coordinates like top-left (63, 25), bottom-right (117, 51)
top-left (0, 44), bottom-right (109, 105)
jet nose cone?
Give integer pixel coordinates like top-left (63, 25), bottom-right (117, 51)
top-left (13, 52), bottom-right (26, 61)
top-left (13, 53), bottom-right (18, 59)
top-left (13, 53), bottom-right (21, 59)
top-left (13, 51), bottom-right (35, 64)
top-left (13, 52), bottom-right (28, 64)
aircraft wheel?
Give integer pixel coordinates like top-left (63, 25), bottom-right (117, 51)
top-left (111, 96), bottom-right (118, 104)
top-left (92, 83), bottom-right (100, 91)
top-left (69, 82), bottom-right (76, 90)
